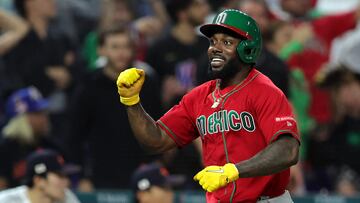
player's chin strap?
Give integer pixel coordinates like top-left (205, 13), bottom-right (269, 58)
top-left (219, 104), bottom-right (237, 203)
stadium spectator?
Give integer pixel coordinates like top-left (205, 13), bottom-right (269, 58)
top-left (308, 24), bottom-right (360, 192)
top-left (279, 0), bottom-right (360, 124)
top-left (2, 0), bottom-right (78, 97)
top-left (82, 0), bottom-right (167, 70)
top-left (335, 166), bottom-right (360, 197)
top-left (131, 162), bottom-right (176, 203)
top-left (66, 25), bottom-right (161, 190)
top-left (0, 87), bottom-right (63, 189)
top-left (54, 0), bottom-right (101, 44)
top-left (0, 8), bottom-right (29, 125)
top-left (1, 0), bottom-right (88, 147)
top-left (0, 8), bottom-right (28, 55)
top-left (0, 149), bottom-right (80, 203)
top-left (277, 0), bottom-right (319, 20)
top-left (146, 0), bottom-right (210, 109)
top-left (265, 5), bottom-right (360, 193)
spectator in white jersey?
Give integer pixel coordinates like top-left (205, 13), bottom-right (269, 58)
top-left (0, 149), bottom-right (80, 203)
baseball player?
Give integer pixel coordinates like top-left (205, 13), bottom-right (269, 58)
top-left (117, 9), bottom-right (300, 203)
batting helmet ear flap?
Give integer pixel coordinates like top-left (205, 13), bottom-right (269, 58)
top-left (237, 40), bottom-right (259, 64)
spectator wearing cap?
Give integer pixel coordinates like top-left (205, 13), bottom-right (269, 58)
top-left (0, 87), bottom-right (63, 189)
top-left (0, 149), bottom-right (80, 203)
top-left (131, 162), bottom-right (175, 203)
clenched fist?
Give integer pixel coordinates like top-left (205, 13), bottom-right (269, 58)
top-left (116, 68), bottom-right (145, 106)
top-left (194, 163), bottom-right (239, 192)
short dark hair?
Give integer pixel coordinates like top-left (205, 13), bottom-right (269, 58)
top-left (97, 25), bottom-right (135, 47)
top-left (165, 0), bottom-right (194, 23)
top-left (25, 173), bottom-right (47, 188)
top-left (14, 0), bottom-right (27, 17)
top-left (319, 65), bottom-right (360, 89)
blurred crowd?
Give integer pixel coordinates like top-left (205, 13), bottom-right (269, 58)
top-left (1, 0), bottom-right (360, 200)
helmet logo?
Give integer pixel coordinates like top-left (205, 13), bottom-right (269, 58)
top-left (215, 12), bottom-right (227, 24)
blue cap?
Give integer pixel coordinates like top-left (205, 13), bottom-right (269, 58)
top-left (5, 86), bottom-right (49, 118)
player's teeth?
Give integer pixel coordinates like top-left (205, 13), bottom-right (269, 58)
top-left (211, 58), bottom-right (224, 66)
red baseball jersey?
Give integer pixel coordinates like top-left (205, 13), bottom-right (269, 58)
top-left (157, 68), bottom-right (300, 202)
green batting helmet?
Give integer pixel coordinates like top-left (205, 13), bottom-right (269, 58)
top-left (200, 9), bottom-right (262, 64)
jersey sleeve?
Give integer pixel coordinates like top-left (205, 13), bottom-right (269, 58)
top-left (156, 93), bottom-right (199, 147)
top-left (254, 87), bottom-right (300, 144)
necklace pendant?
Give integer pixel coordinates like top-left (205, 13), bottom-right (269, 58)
top-left (211, 99), bottom-right (220, 108)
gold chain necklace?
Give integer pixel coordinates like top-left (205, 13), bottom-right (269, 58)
top-left (211, 79), bottom-right (244, 108)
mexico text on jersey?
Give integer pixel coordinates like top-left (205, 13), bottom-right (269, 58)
top-left (196, 110), bottom-right (256, 137)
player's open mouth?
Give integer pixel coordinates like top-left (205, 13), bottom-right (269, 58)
top-left (211, 57), bottom-right (225, 67)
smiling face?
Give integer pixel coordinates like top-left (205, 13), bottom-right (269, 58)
top-left (208, 33), bottom-right (242, 79)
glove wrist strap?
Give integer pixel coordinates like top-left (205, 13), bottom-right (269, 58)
top-left (120, 94), bottom-right (140, 106)
top-left (225, 163), bottom-right (240, 181)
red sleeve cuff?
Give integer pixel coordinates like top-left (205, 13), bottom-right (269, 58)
top-left (269, 130), bottom-right (300, 145)
top-left (156, 120), bottom-right (184, 147)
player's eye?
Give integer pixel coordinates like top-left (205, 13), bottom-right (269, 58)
top-left (209, 39), bottom-right (215, 46)
top-left (224, 40), bottom-right (232, 46)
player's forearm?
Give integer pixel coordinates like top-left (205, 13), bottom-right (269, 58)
top-left (126, 103), bottom-right (172, 154)
top-left (235, 135), bottom-right (299, 178)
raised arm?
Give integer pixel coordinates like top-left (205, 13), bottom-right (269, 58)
top-left (117, 68), bottom-right (177, 154)
top-left (126, 103), bottom-right (176, 153)
top-left (0, 9), bottom-right (29, 55)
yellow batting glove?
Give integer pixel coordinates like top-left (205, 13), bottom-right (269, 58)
top-left (116, 68), bottom-right (145, 106)
top-left (193, 163), bottom-right (239, 192)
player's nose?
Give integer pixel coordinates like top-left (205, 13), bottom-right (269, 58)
top-left (209, 44), bottom-right (223, 55)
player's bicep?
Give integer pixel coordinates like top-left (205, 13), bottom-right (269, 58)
top-left (271, 134), bottom-right (300, 163)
